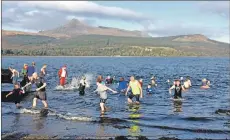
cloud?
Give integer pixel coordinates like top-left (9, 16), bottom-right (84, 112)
top-left (146, 22), bottom-right (229, 43)
top-left (198, 1), bottom-right (229, 19)
top-left (2, 1), bottom-right (153, 31)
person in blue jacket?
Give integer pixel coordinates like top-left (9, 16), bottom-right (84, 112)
top-left (117, 77), bottom-right (128, 94)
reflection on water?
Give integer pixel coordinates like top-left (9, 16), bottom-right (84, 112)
top-left (33, 116), bottom-right (46, 131)
top-left (128, 105), bottom-right (142, 137)
top-left (173, 101), bottom-right (183, 112)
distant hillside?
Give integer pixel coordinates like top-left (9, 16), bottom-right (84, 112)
top-left (38, 19), bottom-right (147, 37)
top-left (2, 18), bottom-right (229, 57)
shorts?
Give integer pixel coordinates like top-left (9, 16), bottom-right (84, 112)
top-left (14, 95), bottom-right (22, 104)
top-left (35, 91), bottom-right (47, 101)
top-left (128, 94), bottom-right (140, 102)
top-left (100, 98), bottom-right (107, 103)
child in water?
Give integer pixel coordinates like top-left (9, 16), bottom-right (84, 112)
top-left (146, 84), bottom-right (154, 94)
top-left (6, 83), bottom-right (24, 108)
top-left (96, 75), bottom-right (117, 114)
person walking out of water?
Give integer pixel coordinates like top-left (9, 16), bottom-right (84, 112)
top-left (183, 76), bottom-right (192, 89)
top-left (22, 73), bottom-right (48, 108)
top-left (79, 76), bottom-right (87, 95)
top-left (27, 62), bottom-right (36, 81)
top-left (125, 76), bottom-right (143, 104)
top-left (6, 83), bottom-right (24, 109)
top-left (58, 65), bottom-right (68, 87)
top-left (117, 77), bottom-right (128, 93)
top-left (169, 79), bottom-right (185, 99)
top-left (40, 64), bottom-right (47, 78)
top-left (201, 78), bottom-right (210, 89)
top-left (96, 75), bottom-right (117, 114)
top-left (9, 67), bottom-right (19, 84)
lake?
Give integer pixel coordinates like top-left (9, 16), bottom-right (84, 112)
top-left (1, 57), bottom-right (230, 139)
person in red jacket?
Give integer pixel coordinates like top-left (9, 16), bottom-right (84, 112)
top-left (58, 65), bottom-right (68, 87)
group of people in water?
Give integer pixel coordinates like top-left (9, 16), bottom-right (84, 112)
top-left (5, 62), bottom-right (211, 115)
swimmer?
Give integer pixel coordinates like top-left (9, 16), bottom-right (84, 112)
top-left (183, 76), bottom-right (192, 89)
top-left (79, 76), bottom-right (87, 95)
top-left (105, 76), bottom-right (112, 84)
top-left (201, 78), bottom-right (210, 89)
top-left (146, 84), bottom-right (154, 94)
top-left (40, 64), bottom-right (47, 78)
top-left (6, 83), bottom-right (24, 109)
top-left (96, 75), bottom-right (117, 114)
top-left (151, 76), bottom-right (157, 87)
top-left (169, 79), bottom-right (185, 99)
top-left (22, 72), bottom-right (48, 108)
top-left (9, 67), bottom-right (19, 84)
top-left (125, 76), bottom-right (143, 104)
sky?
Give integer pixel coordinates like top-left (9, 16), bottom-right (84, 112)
top-left (2, 1), bottom-right (230, 43)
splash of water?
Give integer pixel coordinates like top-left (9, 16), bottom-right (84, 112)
top-left (54, 73), bottom-right (94, 90)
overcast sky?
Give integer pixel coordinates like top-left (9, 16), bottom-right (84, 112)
top-left (2, 1), bottom-right (229, 43)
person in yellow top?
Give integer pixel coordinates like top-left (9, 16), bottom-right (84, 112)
top-left (125, 76), bottom-right (143, 104)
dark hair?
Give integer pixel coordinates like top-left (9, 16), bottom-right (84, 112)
top-left (97, 75), bottom-right (103, 83)
top-left (120, 77), bottom-right (124, 81)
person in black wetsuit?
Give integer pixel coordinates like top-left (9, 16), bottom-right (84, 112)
top-left (79, 76), bottom-right (87, 96)
top-left (169, 79), bottom-right (185, 99)
top-left (6, 83), bottom-right (24, 108)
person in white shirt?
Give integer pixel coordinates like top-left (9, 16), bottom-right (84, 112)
top-left (9, 67), bottom-right (19, 84)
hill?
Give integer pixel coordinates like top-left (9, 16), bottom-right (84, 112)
top-left (1, 19), bottom-right (229, 57)
top-left (38, 19), bottom-right (146, 37)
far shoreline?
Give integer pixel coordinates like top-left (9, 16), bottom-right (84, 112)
top-left (1, 55), bottom-right (228, 58)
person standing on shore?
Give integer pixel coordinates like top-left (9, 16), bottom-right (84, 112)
top-left (96, 75), bottom-right (117, 114)
top-left (58, 65), bottom-right (68, 87)
top-left (125, 76), bottom-right (143, 104)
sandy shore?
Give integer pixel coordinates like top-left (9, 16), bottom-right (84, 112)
top-left (1, 132), bottom-right (184, 140)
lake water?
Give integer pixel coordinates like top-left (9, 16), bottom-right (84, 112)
top-left (1, 57), bottom-right (230, 139)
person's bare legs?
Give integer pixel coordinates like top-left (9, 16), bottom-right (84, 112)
top-left (42, 100), bottom-right (48, 108)
top-left (128, 98), bottom-right (133, 104)
top-left (16, 103), bottom-right (21, 108)
top-left (100, 103), bottom-right (105, 113)
top-left (32, 98), bottom-right (37, 108)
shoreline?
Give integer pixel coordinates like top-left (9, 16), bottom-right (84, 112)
top-left (1, 55), bottom-right (228, 58)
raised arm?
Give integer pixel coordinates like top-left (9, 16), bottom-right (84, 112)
top-left (169, 85), bottom-right (175, 94)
